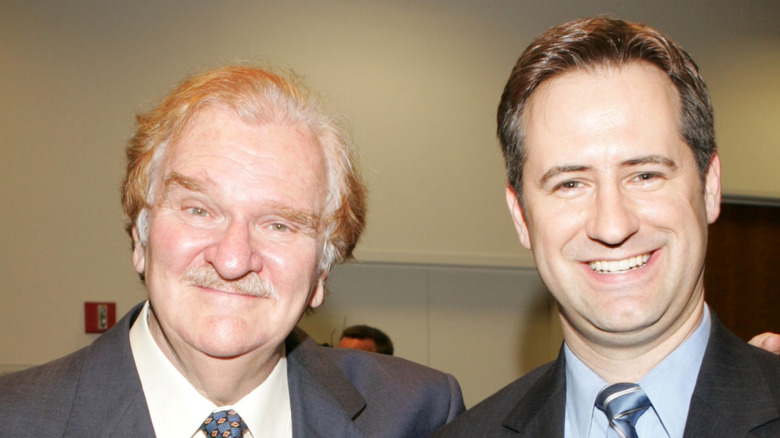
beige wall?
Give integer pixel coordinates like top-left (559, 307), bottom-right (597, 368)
top-left (1, 0), bottom-right (778, 404)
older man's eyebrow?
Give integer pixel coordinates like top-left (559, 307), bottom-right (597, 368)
top-left (622, 154), bottom-right (678, 169)
top-left (538, 165), bottom-right (591, 187)
top-left (159, 173), bottom-right (322, 236)
top-left (161, 172), bottom-right (214, 199)
top-left (273, 205), bottom-right (322, 237)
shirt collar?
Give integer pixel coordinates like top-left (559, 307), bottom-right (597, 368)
top-left (563, 341), bottom-right (605, 438)
top-left (638, 305), bottom-right (710, 437)
top-left (129, 301), bottom-right (292, 437)
top-left (233, 350), bottom-right (291, 437)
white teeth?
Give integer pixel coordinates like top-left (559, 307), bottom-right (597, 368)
top-left (589, 253), bottom-right (650, 274)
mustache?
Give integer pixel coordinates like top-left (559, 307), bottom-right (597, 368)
top-left (181, 266), bottom-right (279, 301)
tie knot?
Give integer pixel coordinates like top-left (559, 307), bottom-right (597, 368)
top-left (596, 383), bottom-right (652, 438)
top-left (201, 409), bottom-right (248, 438)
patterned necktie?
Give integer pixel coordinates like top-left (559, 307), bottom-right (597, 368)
top-left (201, 409), bottom-right (248, 438)
top-left (595, 383), bottom-right (652, 438)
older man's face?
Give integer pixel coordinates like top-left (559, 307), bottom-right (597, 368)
top-left (132, 104), bottom-right (329, 362)
top-left (507, 62), bottom-right (721, 349)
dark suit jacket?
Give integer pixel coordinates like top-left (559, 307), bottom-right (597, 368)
top-left (434, 311), bottom-right (780, 437)
top-left (0, 303), bottom-right (464, 437)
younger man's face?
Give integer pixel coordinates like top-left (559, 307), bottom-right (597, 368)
top-left (506, 62), bottom-right (721, 348)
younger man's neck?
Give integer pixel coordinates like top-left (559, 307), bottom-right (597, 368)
top-left (561, 300), bottom-right (705, 383)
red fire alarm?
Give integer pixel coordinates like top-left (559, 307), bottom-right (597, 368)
top-left (84, 302), bottom-right (116, 333)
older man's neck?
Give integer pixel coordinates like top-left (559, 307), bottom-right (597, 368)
top-left (183, 349), bottom-right (280, 405)
top-left (147, 314), bottom-right (282, 405)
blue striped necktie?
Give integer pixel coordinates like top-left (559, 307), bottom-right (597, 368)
top-left (595, 383), bottom-right (652, 438)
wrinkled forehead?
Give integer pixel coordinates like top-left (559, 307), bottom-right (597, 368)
top-left (165, 105), bottom-right (324, 168)
top-left (166, 103), bottom-right (317, 155)
top-left (151, 105), bottom-right (330, 206)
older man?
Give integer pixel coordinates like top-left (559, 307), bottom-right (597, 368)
top-left (0, 66), bottom-right (463, 437)
top-left (436, 17), bottom-right (780, 437)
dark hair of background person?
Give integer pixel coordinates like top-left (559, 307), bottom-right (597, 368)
top-left (341, 325), bottom-right (395, 355)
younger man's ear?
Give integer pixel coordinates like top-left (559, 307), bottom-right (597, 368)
top-left (505, 185), bottom-right (532, 251)
top-left (704, 153), bottom-right (722, 225)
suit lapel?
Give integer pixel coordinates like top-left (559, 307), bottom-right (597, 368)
top-left (286, 328), bottom-right (367, 438)
top-left (64, 303), bottom-right (155, 437)
top-left (502, 347), bottom-right (566, 437)
top-left (684, 313), bottom-right (780, 437)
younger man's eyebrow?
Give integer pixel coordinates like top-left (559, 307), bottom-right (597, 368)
top-left (622, 154), bottom-right (678, 169)
top-left (537, 155), bottom-right (678, 188)
top-left (538, 165), bottom-right (591, 188)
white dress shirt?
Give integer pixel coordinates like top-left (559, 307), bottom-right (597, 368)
top-left (129, 301), bottom-right (293, 437)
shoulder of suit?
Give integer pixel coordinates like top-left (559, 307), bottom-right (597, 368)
top-left (710, 318), bottom-right (780, 372)
top-left (434, 359), bottom-right (557, 438)
top-left (0, 343), bottom-right (90, 429)
top-left (322, 342), bottom-right (452, 380)
top-left (0, 343), bottom-right (89, 392)
top-left (0, 306), bottom-right (142, 429)
top-left (471, 360), bottom-right (556, 413)
top-left (288, 327), bottom-right (452, 380)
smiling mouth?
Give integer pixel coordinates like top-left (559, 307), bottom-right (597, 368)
top-left (589, 253), bottom-right (651, 274)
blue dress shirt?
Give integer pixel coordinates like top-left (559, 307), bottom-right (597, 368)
top-left (563, 305), bottom-right (711, 438)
